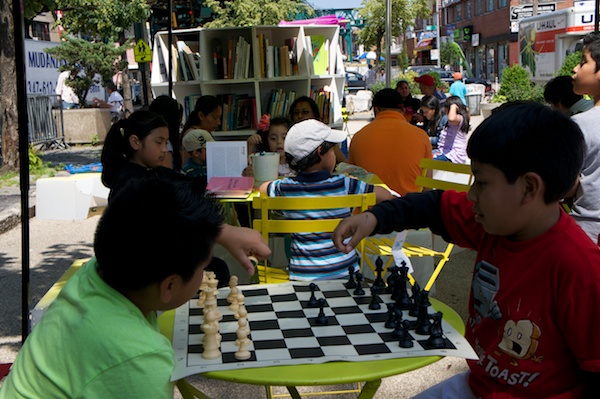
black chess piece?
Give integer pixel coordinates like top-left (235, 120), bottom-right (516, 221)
top-left (409, 282), bottom-right (421, 317)
top-left (386, 265), bottom-right (399, 294)
top-left (399, 320), bottom-right (414, 348)
top-left (391, 311), bottom-right (405, 340)
top-left (344, 265), bottom-right (357, 289)
top-left (395, 263), bottom-right (412, 310)
top-left (372, 257), bottom-right (386, 293)
top-left (368, 286), bottom-right (381, 310)
top-left (353, 272), bottom-right (365, 295)
top-left (415, 291), bottom-right (433, 335)
top-left (307, 283), bottom-right (318, 308)
top-left (424, 312), bottom-right (446, 348)
top-left (384, 303), bottom-right (397, 329)
top-left (315, 298), bottom-right (329, 325)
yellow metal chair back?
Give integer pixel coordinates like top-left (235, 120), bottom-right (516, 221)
top-left (252, 193), bottom-right (376, 284)
top-left (363, 159), bottom-right (473, 291)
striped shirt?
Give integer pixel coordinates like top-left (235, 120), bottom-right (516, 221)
top-left (266, 171), bottom-right (375, 280)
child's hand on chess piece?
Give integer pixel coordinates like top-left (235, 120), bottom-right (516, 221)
top-left (332, 212), bottom-right (378, 253)
top-left (217, 224), bottom-right (271, 275)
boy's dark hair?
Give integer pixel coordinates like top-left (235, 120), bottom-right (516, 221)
top-left (94, 176), bottom-right (223, 292)
top-left (101, 110), bottom-right (168, 188)
top-left (289, 96), bottom-right (321, 121)
top-left (467, 101), bottom-right (585, 204)
top-left (544, 76), bottom-right (583, 108)
top-left (181, 95), bottom-right (222, 133)
top-left (255, 116), bottom-right (292, 152)
top-left (582, 32), bottom-right (600, 72)
top-left (150, 95), bottom-right (184, 171)
top-left (286, 141), bottom-right (336, 172)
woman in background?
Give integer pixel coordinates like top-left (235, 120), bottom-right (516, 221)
top-left (181, 95), bottom-right (223, 165)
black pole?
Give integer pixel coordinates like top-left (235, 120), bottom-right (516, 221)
top-left (596, 0), bottom-right (599, 32)
top-left (168, 0), bottom-right (173, 96)
top-left (12, 0), bottom-right (31, 343)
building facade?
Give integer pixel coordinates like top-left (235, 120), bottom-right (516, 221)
top-left (412, 0), bottom-right (579, 80)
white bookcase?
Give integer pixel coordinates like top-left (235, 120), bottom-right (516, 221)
top-left (151, 25), bottom-right (345, 139)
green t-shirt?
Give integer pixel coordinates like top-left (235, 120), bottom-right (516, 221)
top-left (0, 258), bottom-right (175, 399)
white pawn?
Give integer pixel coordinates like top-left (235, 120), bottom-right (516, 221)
top-left (234, 319), bottom-right (251, 360)
top-left (234, 293), bottom-right (246, 318)
top-left (237, 305), bottom-right (250, 334)
top-left (201, 309), bottom-right (221, 360)
top-left (227, 276), bottom-right (239, 304)
top-left (197, 276), bottom-right (209, 307)
top-left (204, 276), bottom-right (219, 308)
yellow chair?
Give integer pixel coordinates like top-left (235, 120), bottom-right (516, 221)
top-left (362, 159), bottom-right (474, 291)
top-left (252, 193), bottom-right (377, 284)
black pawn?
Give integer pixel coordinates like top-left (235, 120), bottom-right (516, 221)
top-left (391, 311), bottom-right (405, 339)
top-left (307, 282), bottom-right (318, 308)
top-left (384, 303), bottom-right (397, 329)
top-left (425, 312), bottom-right (446, 348)
top-left (344, 265), bottom-right (357, 289)
top-left (372, 257), bottom-right (386, 293)
top-left (315, 298), bottom-right (329, 325)
top-left (399, 320), bottom-right (414, 348)
top-left (386, 265), bottom-right (399, 294)
top-left (395, 263), bottom-right (412, 310)
top-left (353, 272), bottom-right (365, 295)
top-left (409, 282), bottom-right (421, 317)
top-left (415, 291), bottom-right (433, 335)
top-left (368, 286), bottom-right (381, 310)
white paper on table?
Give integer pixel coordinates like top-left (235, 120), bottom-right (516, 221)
top-left (392, 230), bottom-right (414, 273)
top-left (206, 141), bottom-right (248, 181)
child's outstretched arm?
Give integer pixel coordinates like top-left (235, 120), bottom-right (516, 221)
top-left (374, 186), bottom-right (392, 202)
top-left (216, 224), bottom-right (271, 275)
top-left (333, 190), bottom-right (451, 253)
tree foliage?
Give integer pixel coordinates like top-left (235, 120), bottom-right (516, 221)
top-left (357, 0), bottom-right (430, 67)
top-left (54, 0), bottom-right (150, 42)
top-left (45, 37), bottom-right (127, 106)
top-left (558, 51), bottom-right (581, 77)
top-left (203, 0), bottom-right (311, 28)
top-left (498, 64), bottom-right (544, 102)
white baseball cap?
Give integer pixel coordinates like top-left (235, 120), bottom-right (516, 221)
top-left (284, 119), bottom-right (347, 163)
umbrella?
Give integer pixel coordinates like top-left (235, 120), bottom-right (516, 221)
top-left (354, 51), bottom-right (384, 61)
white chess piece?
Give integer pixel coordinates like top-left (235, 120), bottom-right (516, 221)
top-left (204, 276), bottom-right (219, 308)
top-left (201, 309), bottom-right (221, 360)
top-left (234, 293), bottom-right (246, 318)
top-left (234, 319), bottom-right (251, 360)
top-left (197, 277), bottom-right (209, 307)
top-left (227, 275), bottom-right (239, 304)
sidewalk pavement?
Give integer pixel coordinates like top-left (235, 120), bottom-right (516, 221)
top-left (0, 110), bottom-right (483, 398)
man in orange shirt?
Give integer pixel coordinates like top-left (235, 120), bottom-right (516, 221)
top-left (348, 89), bottom-right (432, 196)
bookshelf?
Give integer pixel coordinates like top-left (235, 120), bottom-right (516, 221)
top-left (150, 25), bottom-right (345, 139)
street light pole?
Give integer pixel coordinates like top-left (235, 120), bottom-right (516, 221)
top-left (386, 0), bottom-right (392, 87)
top-left (436, 0), bottom-right (441, 68)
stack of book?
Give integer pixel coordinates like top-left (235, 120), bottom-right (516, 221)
top-left (216, 94), bottom-right (257, 131)
top-left (256, 34), bottom-right (298, 78)
top-left (265, 89), bottom-right (296, 118)
top-left (212, 36), bottom-right (252, 80)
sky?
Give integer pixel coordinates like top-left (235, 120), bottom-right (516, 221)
top-left (308, 0), bottom-right (363, 10)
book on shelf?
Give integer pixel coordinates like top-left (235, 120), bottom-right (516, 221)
top-left (266, 45), bottom-right (275, 78)
top-left (310, 35), bottom-right (329, 75)
top-left (284, 37), bottom-right (298, 76)
top-left (213, 38), bottom-right (225, 79)
top-left (206, 141), bottom-right (248, 182)
top-left (304, 35), bottom-right (314, 75)
top-left (176, 40), bottom-right (199, 81)
top-left (183, 94), bottom-right (202, 123)
top-left (206, 176), bottom-right (254, 198)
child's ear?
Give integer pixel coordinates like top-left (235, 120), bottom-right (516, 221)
top-left (129, 134), bottom-right (141, 150)
top-left (158, 274), bottom-right (181, 304)
top-left (522, 172), bottom-right (543, 204)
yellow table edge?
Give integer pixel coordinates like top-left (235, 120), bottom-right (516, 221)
top-left (158, 297), bottom-right (465, 386)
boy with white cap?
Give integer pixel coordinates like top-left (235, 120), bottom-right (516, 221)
top-left (259, 119), bottom-right (391, 280)
top-left (182, 129), bottom-right (215, 179)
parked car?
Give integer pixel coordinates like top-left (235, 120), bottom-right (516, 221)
top-left (345, 71), bottom-right (366, 93)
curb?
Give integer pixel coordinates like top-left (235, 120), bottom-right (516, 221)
top-left (0, 200), bottom-right (36, 236)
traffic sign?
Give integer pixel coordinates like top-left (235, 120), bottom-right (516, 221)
top-left (134, 39), bottom-right (152, 63)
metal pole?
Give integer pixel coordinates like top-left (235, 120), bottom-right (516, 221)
top-left (12, 0), bottom-right (31, 343)
top-left (436, 0), bottom-right (441, 68)
top-left (596, 0), bottom-right (599, 32)
top-left (168, 0), bottom-right (173, 96)
top-left (386, 0), bottom-right (392, 87)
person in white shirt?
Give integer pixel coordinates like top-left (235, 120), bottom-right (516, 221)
top-left (55, 69), bottom-right (80, 109)
top-left (93, 83), bottom-right (124, 121)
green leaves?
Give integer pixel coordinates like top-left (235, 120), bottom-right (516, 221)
top-left (203, 0), bottom-right (311, 28)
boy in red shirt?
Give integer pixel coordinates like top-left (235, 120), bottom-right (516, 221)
top-left (333, 102), bottom-right (600, 398)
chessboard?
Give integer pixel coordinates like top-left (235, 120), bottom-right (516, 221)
top-left (171, 278), bottom-right (477, 381)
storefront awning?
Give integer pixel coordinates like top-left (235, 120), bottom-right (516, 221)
top-left (415, 38), bottom-right (434, 52)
